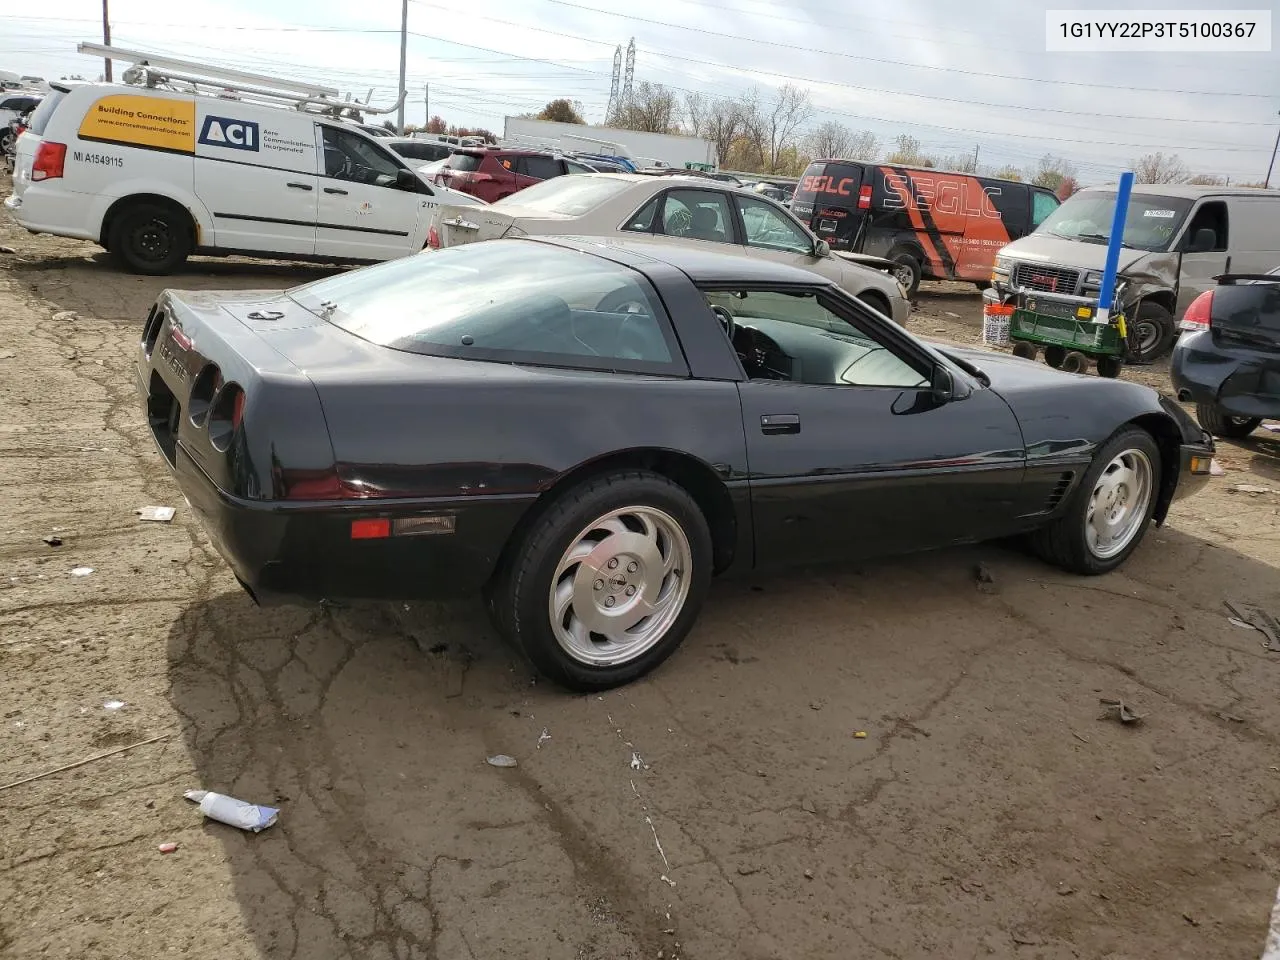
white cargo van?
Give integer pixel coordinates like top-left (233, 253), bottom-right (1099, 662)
top-left (4, 47), bottom-right (482, 274)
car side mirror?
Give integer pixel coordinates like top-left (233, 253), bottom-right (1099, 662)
top-left (1187, 228), bottom-right (1216, 253)
top-left (395, 168), bottom-right (419, 190)
top-left (814, 239), bottom-right (830, 258)
top-left (930, 364), bottom-right (955, 403)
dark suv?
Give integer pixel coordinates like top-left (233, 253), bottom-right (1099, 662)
top-left (1170, 269), bottom-right (1280, 438)
top-left (432, 148), bottom-right (592, 203)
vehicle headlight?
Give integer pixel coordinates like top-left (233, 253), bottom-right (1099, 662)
top-left (992, 256), bottom-right (1011, 282)
top-left (1083, 271), bottom-right (1102, 286)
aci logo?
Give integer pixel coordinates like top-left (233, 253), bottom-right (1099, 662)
top-left (198, 116), bottom-right (260, 152)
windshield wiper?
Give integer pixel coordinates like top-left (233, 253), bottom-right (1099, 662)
top-left (1076, 232), bottom-right (1110, 244)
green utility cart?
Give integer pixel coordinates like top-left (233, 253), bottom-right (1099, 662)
top-left (1003, 287), bottom-right (1129, 379)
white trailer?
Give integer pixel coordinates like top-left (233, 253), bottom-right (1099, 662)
top-left (502, 117), bottom-right (717, 169)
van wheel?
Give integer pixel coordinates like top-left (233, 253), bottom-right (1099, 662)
top-left (108, 201), bottom-right (192, 275)
top-left (889, 252), bottom-right (922, 297)
top-left (1125, 301), bottom-right (1175, 364)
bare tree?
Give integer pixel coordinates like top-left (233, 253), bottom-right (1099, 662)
top-left (992, 164), bottom-right (1023, 182)
top-left (740, 84), bottom-right (812, 173)
top-left (885, 134), bottom-right (936, 168)
top-left (615, 81), bottom-right (680, 134)
top-left (1132, 151), bottom-right (1190, 184)
top-left (1186, 173), bottom-right (1227, 185)
top-left (804, 120), bottom-right (879, 161)
top-left (1056, 176), bottom-right (1080, 200)
top-left (939, 152), bottom-right (978, 173)
top-left (845, 129), bottom-right (880, 161)
top-left (1030, 153), bottom-right (1078, 191)
top-left (692, 96), bottom-right (744, 169)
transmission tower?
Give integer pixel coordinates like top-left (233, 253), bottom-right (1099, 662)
top-left (605, 45), bottom-right (622, 124)
top-left (620, 37), bottom-right (635, 112)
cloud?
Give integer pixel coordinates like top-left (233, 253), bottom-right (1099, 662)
top-left (2, 0), bottom-right (1275, 181)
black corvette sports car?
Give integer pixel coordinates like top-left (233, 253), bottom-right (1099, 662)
top-left (138, 237), bottom-right (1213, 690)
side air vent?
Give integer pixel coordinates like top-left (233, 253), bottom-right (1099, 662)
top-left (1045, 472), bottom-right (1074, 511)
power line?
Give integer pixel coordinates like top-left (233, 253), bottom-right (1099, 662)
top-left (540, 0), bottom-right (1272, 99)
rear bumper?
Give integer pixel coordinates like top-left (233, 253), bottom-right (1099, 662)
top-left (4, 186), bottom-right (98, 240)
top-left (171, 441), bottom-right (534, 605)
top-left (1170, 331), bottom-right (1280, 421)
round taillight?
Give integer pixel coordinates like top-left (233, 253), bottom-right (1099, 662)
top-left (207, 383), bottom-right (244, 452)
top-left (188, 363), bottom-right (222, 426)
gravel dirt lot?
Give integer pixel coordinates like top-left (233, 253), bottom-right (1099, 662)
top-left (2, 171), bottom-right (1279, 960)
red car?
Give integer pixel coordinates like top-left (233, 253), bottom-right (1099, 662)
top-left (433, 147), bottom-right (593, 203)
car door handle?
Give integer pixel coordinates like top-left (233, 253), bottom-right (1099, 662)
top-left (286, 182), bottom-right (313, 191)
top-left (324, 187), bottom-right (348, 195)
top-left (761, 414), bottom-right (800, 435)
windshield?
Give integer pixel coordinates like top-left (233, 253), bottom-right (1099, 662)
top-left (494, 175), bottom-right (632, 215)
top-left (1034, 191), bottom-right (1193, 252)
top-left (288, 240), bottom-right (681, 372)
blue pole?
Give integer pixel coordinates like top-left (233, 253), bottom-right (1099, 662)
top-left (1094, 171), bottom-right (1133, 325)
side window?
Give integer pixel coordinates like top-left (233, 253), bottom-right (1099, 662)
top-left (1031, 191), bottom-right (1059, 227)
top-left (624, 196), bottom-right (661, 233)
top-left (659, 190), bottom-right (732, 244)
top-left (321, 126), bottom-right (404, 188)
top-left (703, 288), bottom-right (928, 388)
top-left (516, 155), bottom-right (564, 180)
top-left (735, 195), bottom-right (814, 254)
top-left (1183, 200), bottom-right (1229, 251)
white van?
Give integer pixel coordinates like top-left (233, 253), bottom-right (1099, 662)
top-left (5, 80), bottom-right (482, 274)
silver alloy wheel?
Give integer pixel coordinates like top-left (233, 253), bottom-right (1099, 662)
top-left (893, 264), bottom-right (914, 289)
top-left (548, 505), bottom-right (692, 667)
top-left (1085, 449), bottom-right (1154, 560)
top-left (1134, 319), bottom-right (1159, 354)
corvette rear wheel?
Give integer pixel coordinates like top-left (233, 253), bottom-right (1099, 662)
top-left (491, 470), bottom-right (712, 691)
top-left (1029, 427), bottom-right (1161, 575)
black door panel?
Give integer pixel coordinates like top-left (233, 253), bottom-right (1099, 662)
top-left (738, 382), bottom-right (1026, 567)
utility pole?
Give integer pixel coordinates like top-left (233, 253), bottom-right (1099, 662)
top-left (1265, 110), bottom-right (1280, 189)
top-left (396, 0), bottom-right (408, 135)
top-left (101, 0), bottom-right (112, 82)
top-left (424, 83), bottom-right (428, 129)
top-left (972, 143), bottom-right (979, 172)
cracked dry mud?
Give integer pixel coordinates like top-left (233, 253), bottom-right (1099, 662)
top-left (2, 172), bottom-right (1280, 959)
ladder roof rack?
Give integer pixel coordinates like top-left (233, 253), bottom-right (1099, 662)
top-left (76, 42), bottom-right (403, 117)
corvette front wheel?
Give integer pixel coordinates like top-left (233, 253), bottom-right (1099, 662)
top-left (492, 470), bottom-right (712, 691)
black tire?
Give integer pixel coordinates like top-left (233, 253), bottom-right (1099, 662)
top-left (1060, 350), bottom-right (1089, 374)
top-left (856, 291), bottom-right (892, 318)
top-left (1044, 345), bottom-right (1066, 369)
top-left (490, 470), bottom-right (712, 691)
top-left (889, 252), bottom-right (922, 298)
top-left (1195, 403), bottom-right (1261, 439)
top-left (1029, 427), bottom-right (1162, 575)
top-left (109, 201), bottom-right (192, 275)
top-left (1096, 355), bottom-right (1124, 379)
top-left (1011, 341), bottom-right (1037, 360)
top-left (1125, 301), bottom-right (1176, 364)
top-left (973, 281), bottom-right (991, 292)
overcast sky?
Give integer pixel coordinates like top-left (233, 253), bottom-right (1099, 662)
top-left (1, 0), bottom-right (1276, 183)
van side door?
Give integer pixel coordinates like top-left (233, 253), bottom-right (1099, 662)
top-left (1175, 199), bottom-right (1230, 319)
top-left (315, 125), bottom-right (427, 261)
top-left (192, 107), bottom-right (317, 256)
top-left (1221, 196), bottom-right (1280, 276)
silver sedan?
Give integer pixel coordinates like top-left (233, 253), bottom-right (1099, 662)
top-left (427, 173), bottom-right (910, 324)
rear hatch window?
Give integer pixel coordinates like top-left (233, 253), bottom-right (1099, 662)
top-left (792, 162), bottom-right (865, 219)
top-left (1215, 278), bottom-right (1280, 349)
top-left (24, 87), bottom-right (66, 136)
top-left (445, 152), bottom-right (484, 173)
